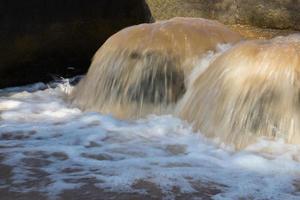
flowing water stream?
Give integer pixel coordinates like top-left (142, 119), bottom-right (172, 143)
top-left (1, 18), bottom-right (300, 200)
top-left (0, 65), bottom-right (300, 200)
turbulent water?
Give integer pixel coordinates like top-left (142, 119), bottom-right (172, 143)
top-left (0, 79), bottom-right (300, 200)
top-left (1, 17), bottom-right (300, 200)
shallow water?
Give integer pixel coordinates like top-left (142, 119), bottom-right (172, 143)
top-left (0, 80), bottom-right (300, 200)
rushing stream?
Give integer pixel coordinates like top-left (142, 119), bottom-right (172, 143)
top-left (1, 18), bottom-right (300, 200)
top-left (0, 80), bottom-right (300, 200)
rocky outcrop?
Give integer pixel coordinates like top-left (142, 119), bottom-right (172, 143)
top-left (0, 0), bottom-right (152, 88)
top-left (147, 0), bottom-right (300, 30)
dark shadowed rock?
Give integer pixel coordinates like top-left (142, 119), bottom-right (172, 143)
top-left (147, 0), bottom-right (300, 30)
top-left (0, 0), bottom-right (152, 88)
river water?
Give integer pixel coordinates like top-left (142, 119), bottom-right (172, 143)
top-left (0, 79), bottom-right (300, 200)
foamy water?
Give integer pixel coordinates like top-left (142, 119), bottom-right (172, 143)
top-left (0, 80), bottom-right (300, 200)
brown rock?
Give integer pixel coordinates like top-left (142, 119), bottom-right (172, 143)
top-left (146, 0), bottom-right (300, 30)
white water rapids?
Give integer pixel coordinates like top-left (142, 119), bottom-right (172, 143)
top-left (0, 78), bottom-right (300, 200)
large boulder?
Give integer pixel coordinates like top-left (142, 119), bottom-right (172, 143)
top-left (0, 0), bottom-right (152, 88)
top-left (146, 0), bottom-right (300, 30)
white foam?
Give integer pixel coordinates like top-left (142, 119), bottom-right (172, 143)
top-left (0, 81), bottom-right (300, 200)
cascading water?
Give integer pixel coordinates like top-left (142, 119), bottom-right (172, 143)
top-left (178, 34), bottom-right (300, 149)
top-left (70, 17), bottom-right (242, 119)
top-left (1, 17), bottom-right (300, 200)
top-left (71, 17), bottom-right (300, 149)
